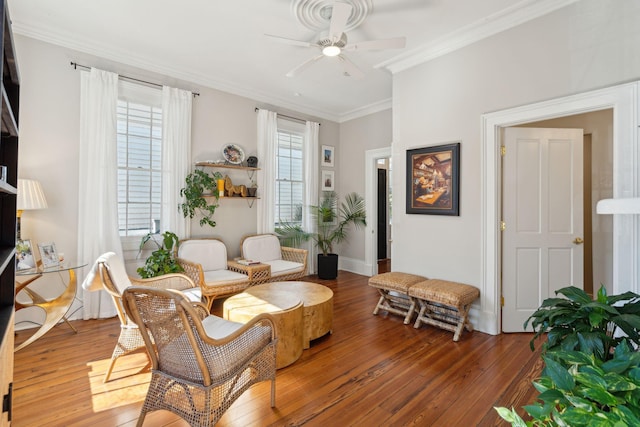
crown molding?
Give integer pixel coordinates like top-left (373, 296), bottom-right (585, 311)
top-left (377, 0), bottom-right (579, 74)
top-left (338, 98), bottom-right (391, 123)
top-left (12, 22), bottom-right (344, 123)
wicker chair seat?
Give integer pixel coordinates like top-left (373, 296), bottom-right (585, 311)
top-left (122, 286), bottom-right (277, 426)
top-left (369, 272), bottom-right (427, 324)
top-left (177, 238), bottom-right (251, 309)
top-left (241, 234), bottom-right (308, 283)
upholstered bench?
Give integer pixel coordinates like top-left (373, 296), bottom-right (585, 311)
top-left (368, 272), bottom-right (427, 324)
top-left (408, 279), bottom-right (480, 341)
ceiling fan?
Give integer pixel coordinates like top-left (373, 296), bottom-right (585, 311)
top-left (266, 1), bottom-right (406, 78)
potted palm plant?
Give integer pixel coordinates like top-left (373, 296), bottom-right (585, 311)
top-left (276, 191), bottom-right (366, 280)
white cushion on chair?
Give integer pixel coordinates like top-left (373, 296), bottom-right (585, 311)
top-left (242, 235), bottom-right (282, 262)
top-left (178, 239), bottom-right (228, 271)
top-left (203, 269), bottom-right (248, 284)
top-left (201, 315), bottom-right (245, 340)
top-left (182, 287), bottom-right (202, 302)
top-left (264, 260), bottom-right (304, 277)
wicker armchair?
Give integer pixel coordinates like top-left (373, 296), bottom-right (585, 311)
top-left (240, 234), bottom-right (308, 283)
top-left (94, 252), bottom-right (200, 382)
top-left (122, 286), bottom-right (277, 426)
top-left (177, 238), bottom-right (251, 309)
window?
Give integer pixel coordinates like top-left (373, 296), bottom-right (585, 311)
top-left (116, 83), bottom-right (163, 236)
top-left (275, 121), bottom-right (305, 226)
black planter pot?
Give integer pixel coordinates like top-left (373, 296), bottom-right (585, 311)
top-left (317, 253), bottom-right (338, 280)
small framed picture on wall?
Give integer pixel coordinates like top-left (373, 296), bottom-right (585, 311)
top-left (321, 145), bottom-right (335, 167)
top-left (322, 170), bottom-right (335, 191)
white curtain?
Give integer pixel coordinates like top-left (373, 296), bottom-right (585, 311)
top-left (161, 86), bottom-right (192, 239)
top-left (304, 121), bottom-right (320, 273)
top-left (78, 68), bottom-right (121, 319)
top-left (256, 109), bottom-right (278, 234)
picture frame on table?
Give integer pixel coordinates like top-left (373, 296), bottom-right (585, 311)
top-left (406, 142), bottom-right (460, 216)
top-left (321, 145), bottom-right (335, 167)
top-left (16, 239), bottom-right (36, 271)
top-left (322, 170), bottom-right (335, 191)
top-left (38, 242), bottom-right (60, 268)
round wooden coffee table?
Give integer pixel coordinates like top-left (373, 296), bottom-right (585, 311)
top-left (223, 289), bottom-right (303, 369)
top-left (249, 282), bottom-right (333, 349)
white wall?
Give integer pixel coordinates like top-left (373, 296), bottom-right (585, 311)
top-left (392, 0), bottom-right (640, 334)
top-left (337, 109), bottom-right (392, 274)
top-left (13, 35), bottom-right (342, 327)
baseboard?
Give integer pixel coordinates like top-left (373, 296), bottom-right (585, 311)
top-left (338, 256), bottom-right (372, 276)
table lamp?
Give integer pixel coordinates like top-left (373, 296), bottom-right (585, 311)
top-left (17, 179), bottom-right (48, 240)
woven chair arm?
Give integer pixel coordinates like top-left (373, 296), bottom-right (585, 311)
top-left (176, 257), bottom-right (205, 286)
top-left (188, 309), bottom-right (277, 346)
top-left (191, 301), bottom-right (210, 319)
top-left (131, 273), bottom-right (196, 291)
top-left (282, 246), bottom-right (308, 266)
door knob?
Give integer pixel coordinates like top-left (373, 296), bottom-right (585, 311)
top-left (573, 237), bottom-right (584, 245)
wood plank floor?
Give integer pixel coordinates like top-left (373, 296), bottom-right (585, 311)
top-left (12, 271), bottom-right (542, 426)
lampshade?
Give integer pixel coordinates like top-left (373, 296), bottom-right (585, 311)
top-left (17, 179), bottom-right (48, 211)
top-left (596, 197), bottom-right (640, 214)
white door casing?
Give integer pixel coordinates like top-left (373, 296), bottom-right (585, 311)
top-left (365, 146), bottom-right (392, 276)
top-left (502, 127), bottom-right (584, 332)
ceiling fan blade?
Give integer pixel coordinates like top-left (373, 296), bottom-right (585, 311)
top-left (344, 36), bottom-right (406, 51)
top-left (286, 54), bottom-right (324, 77)
top-left (338, 55), bottom-right (365, 78)
top-left (329, 2), bottom-right (353, 41)
top-left (265, 34), bottom-right (314, 48)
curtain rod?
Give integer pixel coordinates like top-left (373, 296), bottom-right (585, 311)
top-left (70, 62), bottom-right (200, 97)
top-left (254, 107), bottom-right (319, 126)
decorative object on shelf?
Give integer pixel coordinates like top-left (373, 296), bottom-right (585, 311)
top-left (38, 242), bottom-right (60, 268)
top-left (222, 144), bottom-right (245, 165)
top-left (321, 170), bottom-right (334, 191)
top-left (406, 142), bottom-right (460, 216)
top-left (248, 179), bottom-right (258, 197)
top-left (180, 169), bottom-right (223, 228)
top-left (224, 175), bottom-right (248, 197)
top-left (321, 145), bottom-right (334, 167)
top-left (275, 191), bottom-right (366, 280)
top-left (16, 239), bottom-right (36, 271)
top-left (136, 231), bottom-right (183, 278)
top-left (16, 178), bottom-right (49, 239)
top-left (217, 178), bottom-right (225, 198)
top-left (246, 156), bottom-right (258, 168)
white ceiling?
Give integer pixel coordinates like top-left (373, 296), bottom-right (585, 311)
top-left (8, 0), bottom-right (575, 122)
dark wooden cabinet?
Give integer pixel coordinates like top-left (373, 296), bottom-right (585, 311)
top-left (0, 0), bottom-right (19, 424)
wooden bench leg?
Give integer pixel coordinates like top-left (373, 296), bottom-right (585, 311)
top-left (372, 289), bottom-right (415, 324)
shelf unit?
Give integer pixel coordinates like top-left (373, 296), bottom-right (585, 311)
top-left (0, 1), bottom-right (18, 425)
top-left (195, 162), bottom-right (260, 208)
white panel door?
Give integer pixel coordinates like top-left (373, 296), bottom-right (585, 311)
top-left (502, 127), bottom-right (584, 333)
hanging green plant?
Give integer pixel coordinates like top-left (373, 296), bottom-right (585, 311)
top-left (179, 169), bottom-right (223, 228)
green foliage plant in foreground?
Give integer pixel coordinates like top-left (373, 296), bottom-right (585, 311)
top-left (496, 285), bottom-right (640, 426)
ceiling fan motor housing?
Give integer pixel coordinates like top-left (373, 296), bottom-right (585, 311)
top-left (319, 32), bottom-right (348, 47)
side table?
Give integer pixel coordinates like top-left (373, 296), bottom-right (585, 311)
top-left (227, 260), bottom-right (271, 285)
top-left (15, 261), bottom-right (87, 351)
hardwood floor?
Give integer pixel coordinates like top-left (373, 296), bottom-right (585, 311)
top-left (13, 272), bottom-right (542, 426)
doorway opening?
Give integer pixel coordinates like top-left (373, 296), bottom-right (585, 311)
top-left (480, 82), bottom-right (636, 336)
top-left (365, 147), bottom-right (392, 276)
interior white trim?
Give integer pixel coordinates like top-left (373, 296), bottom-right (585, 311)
top-left (379, 0), bottom-right (579, 74)
top-left (481, 82), bottom-right (638, 335)
top-left (365, 146), bottom-right (392, 277)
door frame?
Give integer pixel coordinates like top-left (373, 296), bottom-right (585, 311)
top-left (365, 146), bottom-right (392, 276)
top-left (480, 82), bottom-right (638, 335)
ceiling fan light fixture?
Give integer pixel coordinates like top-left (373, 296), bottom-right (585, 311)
top-left (322, 45), bottom-right (341, 57)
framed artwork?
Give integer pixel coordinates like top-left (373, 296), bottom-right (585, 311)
top-left (16, 239), bottom-right (36, 271)
top-left (406, 142), bottom-right (460, 216)
top-left (321, 145), bottom-right (335, 167)
top-left (38, 242), bottom-right (60, 268)
top-left (322, 170), bottom-right (335, 191)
